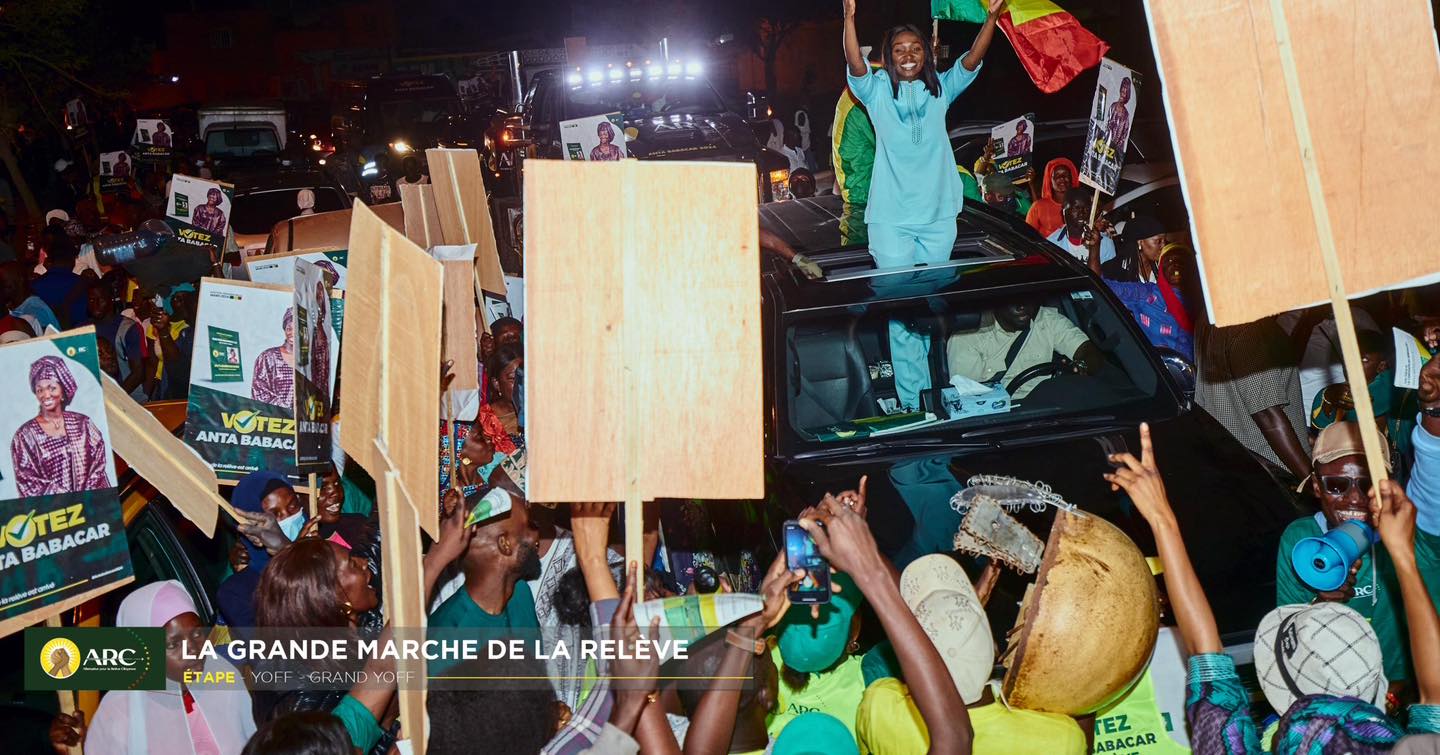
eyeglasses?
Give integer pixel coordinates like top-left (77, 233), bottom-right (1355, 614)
top-left (1319, 475), bottom-right (1373, 496)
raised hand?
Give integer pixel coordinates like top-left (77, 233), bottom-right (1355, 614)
top-left (1103, 422), bottom-right (1177, 528)
top-left (1374, 479), bottom-right (1418, 561)
top-left (843, 0), bottom-right (856, 19)
top-left (571, 502), bottom-right (616, 563)
top-left (988, 0), bottom-right (1006, 16)
top-left (233, 508), bottom-right (289, 555)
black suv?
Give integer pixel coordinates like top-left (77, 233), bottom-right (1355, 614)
top-left (759, 195), bottom-right (1300, 648)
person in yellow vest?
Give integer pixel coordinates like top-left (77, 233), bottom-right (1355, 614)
top-left (1090, 626), bottom-right (1192, 755)
top-left (855, 554), bottom-right (1087, 755)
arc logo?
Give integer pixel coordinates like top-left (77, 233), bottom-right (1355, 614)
top-left (26, 627), bottom-right (164, 690)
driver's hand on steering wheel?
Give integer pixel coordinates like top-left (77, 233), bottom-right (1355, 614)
top-left (1072, 342), bottom-right (1104, 376)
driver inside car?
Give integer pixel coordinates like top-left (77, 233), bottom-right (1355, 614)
top-left (946, 301), bottom-right (1103, 399)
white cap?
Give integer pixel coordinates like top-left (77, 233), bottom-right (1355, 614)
top-left (1255, 602), bottom-right (1386, 716)
top-left (44, 209), bottom-right (70, 225)
top-left (899, 554), bottom-right (995, 704)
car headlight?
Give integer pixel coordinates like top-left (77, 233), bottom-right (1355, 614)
top-left (390, 140), bottom-right (412, 154)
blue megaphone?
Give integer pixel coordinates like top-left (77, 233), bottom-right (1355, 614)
top-left (1291, 520), bottom-right (1377, 592)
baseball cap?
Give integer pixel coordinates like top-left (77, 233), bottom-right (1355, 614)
top-left (856, 677), bottom-right (928, 755)
top-left (44, 209), bottom-right (70, 225)
top-left (1311, 421), bottom-right (1391, 469)
top-left (899, 554), bottom-right (995, 703)
top-left (776, 573), bottom-right (860, 673)
top-left (1254, 602), bottom-right (1386, 716)
top-left (773, 712), bottom-right (859, 755)
top-left (980, 172), bottom-right (1015, 195)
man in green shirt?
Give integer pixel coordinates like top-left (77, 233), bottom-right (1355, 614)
top-left (1275, 421), bottom-right (1410, 683)
top-left (430, 486), bottom-right (543, 672)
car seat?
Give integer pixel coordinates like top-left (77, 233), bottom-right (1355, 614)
top-left (789, 322), bottom-right (877, 430)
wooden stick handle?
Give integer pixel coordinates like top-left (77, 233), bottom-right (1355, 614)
top-left (1268, 0), bottom-right (1388, 485)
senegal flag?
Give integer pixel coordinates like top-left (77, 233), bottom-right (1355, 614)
top-left (932, 0), bottom-right (1108, 94)
top-left (998, 0), bottom-right (1109, 93)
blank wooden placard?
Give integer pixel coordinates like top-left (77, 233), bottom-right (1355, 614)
top-left (524, 160), bottom-right (763, 502)
top-left (439, 257), bottom-right (480, 394)
top-left (425, 148), bottom-right (507, 296)
top-left (399, 182), bottom-right (444, 249)
top-left (1143, 0), bottom-right (1440, 326)
top-left (103, 373), bottom-right (230, 535)
top-left (378, 469), bottom-right (428, 753)
top-left (339, 203), bottom-right (444, 536)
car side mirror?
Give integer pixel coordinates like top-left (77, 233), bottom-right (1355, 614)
top-left (1155, 348), bottom-right (1195, 404)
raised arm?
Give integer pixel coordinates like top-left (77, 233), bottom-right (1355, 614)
top-left (1104, 423), bottom-right (1221, 654)
top-left (1375, 480), bottom-right (1440, 703)
top-left (572, 502), bottom-right (621, 601)
top-left (843, 0), bottom-right (866, 77)
top-left (961, 0), bottom-right (1005, 72)
top-left (800, 489), bottom-right (972, 754)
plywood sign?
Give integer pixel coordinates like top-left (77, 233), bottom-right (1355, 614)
top-left (338, 203), bottom-right (444, 536)
top-left (524, 160), bottom-right (763, 503)
top-left (425, 148), bottom-right (507, 310)
top-left (399, 183), bottom-right (444, 249)
top-left (1143, 0), bottom-right (1440, 326)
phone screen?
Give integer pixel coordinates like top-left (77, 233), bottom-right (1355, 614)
top-left (784, 521), bottom-right (830, 603)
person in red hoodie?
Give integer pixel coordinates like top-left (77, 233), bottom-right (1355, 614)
top-left (1024, 157), bottom-right (1077, 237)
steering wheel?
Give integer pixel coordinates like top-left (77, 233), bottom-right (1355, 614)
top-left (1006, 354), bottom-right (1073, 397)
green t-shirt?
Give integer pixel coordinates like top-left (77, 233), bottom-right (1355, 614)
top-left (1275, 514), bottom-right (1410, 680)
top-left (429, 580), bottom-right (539, 630)
top-left (767, 647), bottom-right (866, 741)
top-left (332, 693), bottom-right (384, 753)
top-left (429, 581), bottom-right (540, 674)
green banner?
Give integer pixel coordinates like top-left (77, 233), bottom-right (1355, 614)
top-left (0, 488), bottom-right (131, 624)
top-left (184, 385), bottom-right (298, 483)
top-left (207, 326), bottom-right (243, 382)
top-left (932, 0), bottom-right (987, 22)
top-left (25, 626), bottom-right (165, 690)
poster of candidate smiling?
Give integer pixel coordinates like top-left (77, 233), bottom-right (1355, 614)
top-left (132, 118), bottom-right (174, 160)
top-left (0, 328), bottom-right (132, 637)
top-left (166, 174), bottom-right (234, 249)
top-left (1079, 59), bottom-right (1140, 196)
top-left (184, 279), bottom-right (299, 483)
top-left (293, 259), bottom-right (339, 472)
top-left (990, 114), bottom-right (1035, 181)
top-left (560, 113), bottom-right (627, 161)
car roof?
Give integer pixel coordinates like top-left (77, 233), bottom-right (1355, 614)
top-left (759, 195), bottom-right (1093, 312)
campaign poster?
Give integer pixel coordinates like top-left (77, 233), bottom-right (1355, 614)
top-left (293, 260), bottom-right (338, 472)
top-left (559, 113), bottom-right (627, 162)
top-left (1079, 59), bottom-right (1140, 196)
top-left (184, 279), bottom-right (299, 483)
top-left (0, 329), bottom-right (131, 629)
top-left (97, 151), bottom-right (133, 194)
top-left (132, 118), bottom-right (174, 160)
top-left (64, 98), bottom-right (89, 136)
top-left (166, 174), bottom-right (235, 249)
top-left (243, 249), bottom-right (349, 292)
top-left (991, 114), bottom-right (1035, 181)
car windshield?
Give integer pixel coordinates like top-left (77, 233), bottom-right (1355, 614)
top-left (231, 187), bottom-right (347, 235)
top-left (207, 128), bottom-right (279, 159)
top-left (784, 280), bottom-right (1168, 445)
top-left (375, 98), bottom-right (457, 130)
top-left (566, 78), bottom-right (725, 120)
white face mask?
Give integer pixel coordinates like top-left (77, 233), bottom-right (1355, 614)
top-left (278, 510), bottom-right (306, 541)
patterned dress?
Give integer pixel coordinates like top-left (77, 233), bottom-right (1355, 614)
top-left (251, 347), bottom-right (294, 408)
top-left (11, 412), bottom-right (111, 497)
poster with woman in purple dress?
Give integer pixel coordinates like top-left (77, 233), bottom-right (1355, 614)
top-left (10, 356), bottom-right (111, 497)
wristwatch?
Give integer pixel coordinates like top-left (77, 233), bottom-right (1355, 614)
top-left (726, 629), bottom-right (767, 656)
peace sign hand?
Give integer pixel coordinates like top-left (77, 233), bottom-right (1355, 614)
top-left (1102, 422), bottom-right (1177, 529)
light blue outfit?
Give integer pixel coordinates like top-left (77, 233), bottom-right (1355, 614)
top-left (1410, 419), bottom-right (1440, 535)
top-left (12, 294), bottom-right (60, 334)
top-left (846, 60), bottom-right (981, 410)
